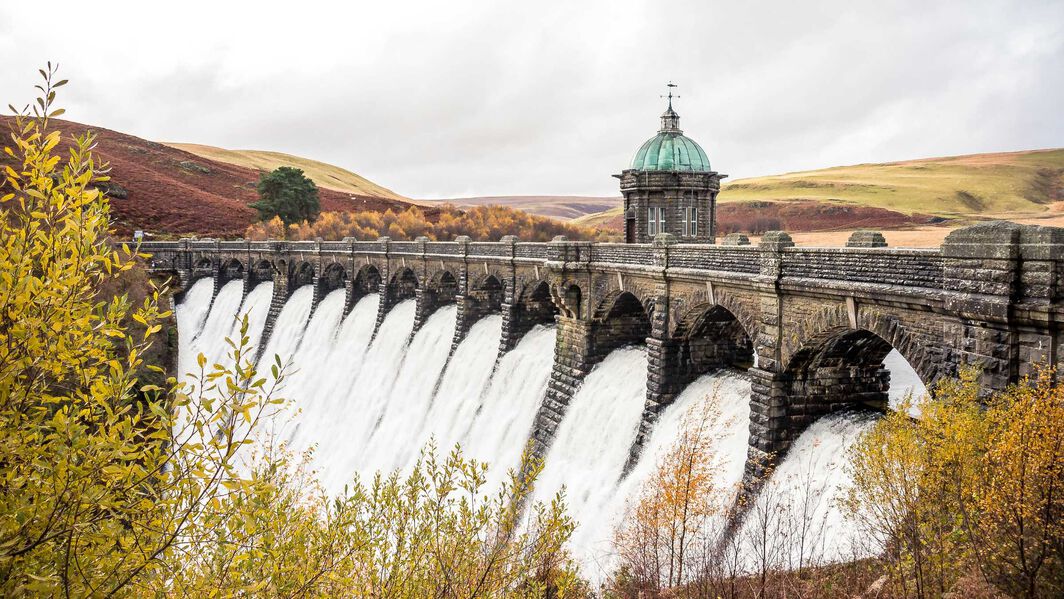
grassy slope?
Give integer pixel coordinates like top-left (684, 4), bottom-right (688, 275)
top-left (422, 196), bottom-right (620, 220)
top-left (574, 148), bottom-right (1064, 228)
top-left (167, 143), bottom-right (409, 202)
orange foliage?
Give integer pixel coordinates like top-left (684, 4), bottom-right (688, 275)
top-left (245, 205), bottom-right (612, 242)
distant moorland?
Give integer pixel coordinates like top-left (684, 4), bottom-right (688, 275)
top-left (572, 149), bottom-right (1064, 246)
top-left (6, 115), bottom-right (1058, 246)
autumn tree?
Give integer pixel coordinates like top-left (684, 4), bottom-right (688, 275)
top-left (611, 392), bottom-right (732, 595)
top-left (845, 368), bottom-right (1064, 598)
top-left (251, 166), bottom-right (320, 226)
top-left (246, 205), bottom-right (613, 242)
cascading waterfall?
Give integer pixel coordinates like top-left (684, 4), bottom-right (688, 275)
top-left (573, 370), bottom-right (752, 579)
top-left (175, 278), bottom-right (215, 378)
top-left (277, 289), bottom-right (348, 454)
top-left (240, 282), bottom-right (275, 356)
top-left (302, 294), bottom-right (380, 468)
top-left (191, 280), bottom-right (244, 371)
top-left (413, 315), bottom-right (503, 461)
top-left (462, 324), bottom-right (557, 489)
top-left (258, 286), bottom-right (314, 369)
top-left (327, 299), bottom-right (417, 487)
top-left (734, 411), bottom-right (879, 571)
top-left (361, 305), bottom-right (458, 474)
top-left (532, 346), bottom-right (649, 568)
top-left (176, 286), bottom-right (929, 577)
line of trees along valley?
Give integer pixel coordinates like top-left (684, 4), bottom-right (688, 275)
top-left (246, 192), bottom-right (613, 241)
top-left (3, 67), bottom-right (1061, 598)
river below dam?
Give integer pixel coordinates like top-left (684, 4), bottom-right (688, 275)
top-left (175, 278), bottom-right (927, 579)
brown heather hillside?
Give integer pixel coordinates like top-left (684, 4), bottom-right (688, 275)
top-left (0, 117), bottom-right (423, 238)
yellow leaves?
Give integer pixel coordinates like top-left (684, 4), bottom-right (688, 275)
top-left (846, 368), bottom-right (1064, 595)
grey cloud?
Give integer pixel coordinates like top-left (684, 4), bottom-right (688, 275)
top-left (1, 0), bottom-right (1060, 198)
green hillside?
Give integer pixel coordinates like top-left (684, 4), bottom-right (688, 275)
top-left (575, 148), bottom-right (1064, 228)
top-left (166, 143), bottom-right (410, 202)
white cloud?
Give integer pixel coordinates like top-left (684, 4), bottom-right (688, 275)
top-left (2, 0), bottom-right (1061, 198)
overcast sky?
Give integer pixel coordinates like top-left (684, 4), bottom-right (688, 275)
top-left (2, 0), bottom-right (1062, 198)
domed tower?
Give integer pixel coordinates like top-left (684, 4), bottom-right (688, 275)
top-left (616, 88), bottom-right (725, 243)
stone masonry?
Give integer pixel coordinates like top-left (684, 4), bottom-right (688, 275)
top-left (143, 221), bottom-right (1064, 493)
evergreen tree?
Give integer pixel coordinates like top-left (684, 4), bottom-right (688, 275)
top-left (251, 166), bottom-right (320, 226)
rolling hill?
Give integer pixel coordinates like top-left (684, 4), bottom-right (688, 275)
top-left (0, 117), bottom-right (421, 238)
top-left (8, 114), bottom-right (1059, 246)
top-left (167, 143), bottom-right (409, 203)
top-left (421, 196), bottom-right (619, 220)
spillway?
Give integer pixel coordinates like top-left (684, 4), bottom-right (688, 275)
top-left (175, 278), bottom-right (215, 380)
top-left (176, 285), bottom-right (924, 579)
top-left (240, 282), bottom-right (275, 357)
top-left (463, 324), bottom-right (557, 490)
top-left (735, 411), bottom-right (878, 572)
top-left (361, 305), bottom-right (457, 474)
top-left (532, 346), bottom-right (649, 571)
top-left (192, 280), bottom-right (244, 370)
top-left (415, 315), bottom-right (503, 461)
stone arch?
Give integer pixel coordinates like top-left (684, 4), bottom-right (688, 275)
top-left (249, 259), bottom-right (275, 287)
top-left (594, 290), bottom-right (652, 349)
top-left (386, 267), bottom-right (419, 302)
top-left (426, 270), bottom-right (459, 304)
top-left (192, 257), bottom-right (214, 281)
top-left (289, 261), bottom-right (316, 291)
top-left (413, 269), bottom-right (460, 328)
top-left (674, 302), bottom-right (755, 374)
top-left (218, 258), bottom-right (244, 285)
top-left (319, 262), bottom-right (348, 294)
top-left (593, 289), bottom-right (654, 321)
top-left (784, 304), bottom-right (938, 389)
top-left (464, 273), bottom-right (504, 316)
top-left (352, 263), bottom-right (382, 294)
top-left (557, 283), bottom-right (583, 319)
top-left (778, 305), bottom-right (937, 441)
top-left (516, 280), bottom-right (559, 327)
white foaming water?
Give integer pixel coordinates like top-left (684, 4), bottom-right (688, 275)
top-left (175, 279), bottom-right (215, 379)
top-left (573, 370), bottom-right (753, 580)
top-left (320, 299), bottom-right (416, 491)
top-left (258, 286), bottom-right (314, 370)
top-left (174, 283), bottom-right (922, 578)
top-left (190, 281), bottom-right (244, 374)
top-left (240, 282), bottom-right (274, 354)
top-left (278, 289), bottom-right (347, 453)
top-left (463, 325), bottom-right (557, 489)
top-left (362, 305), bottom-right (457, 474)
top-left (415, 315), bottom-right (503, 459)
top-left (312, 294), bottom-right (379, 410)
top-left (884, 349), bottom-right (927, 415)
top-left (284, 293), bottom-right (381, 494)
top-left (736, 411), bottom-right (879, 572)
top-left (533, 346), bottom-right (649, 569)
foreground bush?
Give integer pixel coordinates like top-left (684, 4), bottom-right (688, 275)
top-left (845, 369), bottom-right (1064, 598)
top-left (1, 66), bottom-right (580, 597)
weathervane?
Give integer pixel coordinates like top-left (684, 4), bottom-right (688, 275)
top-left (661, 81), bottom-right (679, 110)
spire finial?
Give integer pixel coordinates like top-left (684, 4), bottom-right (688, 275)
top-left (658, 82), bottom-right (682, 133)
top-left (661, 81), bottom-right (680, 110)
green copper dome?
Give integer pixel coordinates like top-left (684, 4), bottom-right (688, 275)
top-left (630, 106), bottom-right (711, 172)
